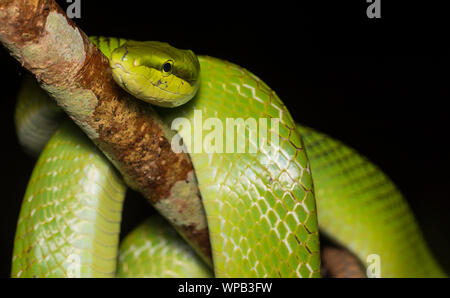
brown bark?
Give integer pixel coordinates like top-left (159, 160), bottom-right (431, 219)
top-left (321, 246), bottom-right (365, 278)
top-left (0, 0), bottom-right (211, 264)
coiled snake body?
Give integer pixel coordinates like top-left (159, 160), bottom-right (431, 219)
top-left (11, 37), bottom-right (445, 278)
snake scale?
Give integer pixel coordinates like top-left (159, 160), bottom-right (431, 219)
top-left (10, 36), bottom-right (446, 278)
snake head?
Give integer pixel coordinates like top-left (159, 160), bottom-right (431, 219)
top-left (110, 40), bottom-right (200, 108)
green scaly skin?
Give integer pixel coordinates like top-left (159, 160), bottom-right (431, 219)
top-left (12, 120), bottom-right (126, 277)
top-left (11, 36), bottom-right (445, 277)
top-left (117, 216), bottom-right (212, 278)
top-left (298, 126), bottom-right (446, 277)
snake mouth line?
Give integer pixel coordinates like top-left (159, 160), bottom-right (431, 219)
top-left (111, 63), bottom-right (183, 96)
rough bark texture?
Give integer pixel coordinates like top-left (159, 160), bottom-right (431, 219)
top-left (321, 246), bottom-right (365, 278)
top-left (0, 0), bottom-right (211, 264)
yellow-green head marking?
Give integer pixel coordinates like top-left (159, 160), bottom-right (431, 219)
top-left (110, 41), bottom-right (200, 107)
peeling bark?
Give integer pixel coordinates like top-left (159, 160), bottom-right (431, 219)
top-left (0, 0), bottom-right (211, 264)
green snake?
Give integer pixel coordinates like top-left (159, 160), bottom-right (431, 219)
top-left (10, 36), bottom-right (446, 278)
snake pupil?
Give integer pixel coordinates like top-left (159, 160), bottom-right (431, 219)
top-left (162, 62), bottom-right (172, 73)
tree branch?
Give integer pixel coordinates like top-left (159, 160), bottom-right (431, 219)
top-left (0, 0), bottom-right (211, 264)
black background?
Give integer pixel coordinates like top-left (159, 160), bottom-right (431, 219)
top-left (0, 1), bottom-right (449, 277)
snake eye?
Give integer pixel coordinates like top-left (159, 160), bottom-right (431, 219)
top-left (162, 61), bottom-right (173, 74)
